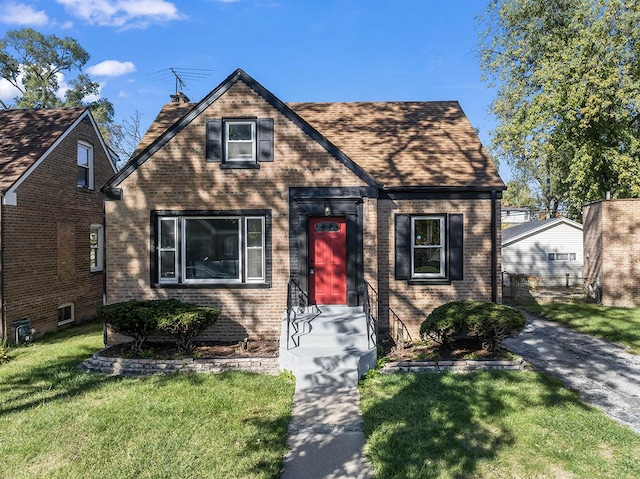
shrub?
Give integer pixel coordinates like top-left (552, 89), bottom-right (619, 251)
top-left (156, 303), bottom-right (221, 353)
top-left (0, 339), bottom-right (10, 365)
top-left (420, 301), bottom-right (526, 351)
top-left (97, 300), bottom-right (180, 353)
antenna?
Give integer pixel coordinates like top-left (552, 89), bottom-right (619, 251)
top-left (148, 68), bottom-right (215, 96)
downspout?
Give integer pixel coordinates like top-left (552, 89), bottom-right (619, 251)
top-left (0, 196), bottom-right (5, 341)
top-left (491, 189), bottom-right (498, 303)
top-left (102, 196), bottom-right (107, 347)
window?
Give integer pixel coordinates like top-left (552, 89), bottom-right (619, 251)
top-left (156, 212), bottom-right (268, 285)
top-left (90, 225), bottom-right (104, 272)
top-left (395, 214), bottom-right (464, 282)
top-left (57, 304), bottom-right (74, 326)
top-left (548, 253), bottom-right (576, 261)
top-left (411, 216), bottom-right (445, 278)
top-left (226, 121), bottom-right (255, 162)
top-left (77, 141), bottom-right (94, 189)
top-left (206, 118), bottom-right (274, 165)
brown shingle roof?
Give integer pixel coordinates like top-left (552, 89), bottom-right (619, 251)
top-left (288, 101), bottom-right (504, 189)
top-left (132, 101), bottom-right (195, 158)
top-left (0, 107), bottom-right (86, 192)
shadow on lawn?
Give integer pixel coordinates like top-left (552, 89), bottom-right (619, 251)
top-left (360, 370), bottom-right (587, 479)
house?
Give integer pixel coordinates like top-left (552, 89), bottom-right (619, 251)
top-left (0, 108), bottom-right (116, 343)
top-left (502, 217), bottom-right (583, 287)
top-left (501, 206), bottom-right (536, 227)
top-left (103, 69), bottom-right (505, 357)
top-left (583, 198), bottom-right (640, 306)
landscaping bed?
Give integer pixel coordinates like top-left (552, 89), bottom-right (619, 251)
top-left (101, 339), bottom-right (280, 359)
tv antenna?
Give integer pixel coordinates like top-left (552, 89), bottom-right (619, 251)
top-left (148, 67), bottom-right (215, 95)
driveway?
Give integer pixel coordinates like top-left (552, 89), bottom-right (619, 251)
top-left (503, 310), bottom-right (640, 434)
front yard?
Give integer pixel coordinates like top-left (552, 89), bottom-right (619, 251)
top-left (0, 322), bottom-right (295, 479)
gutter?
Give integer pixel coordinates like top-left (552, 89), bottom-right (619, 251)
top-left (491, 189), bottom-right (498, 303)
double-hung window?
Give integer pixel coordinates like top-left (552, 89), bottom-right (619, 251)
top-left (226, 121), bottom-right (255, 162)
top-left (90, 224), bottom-right (104, 272)
top-left (206, 118), bottom-right (274, 165)
top-left (411, 216), bottom-right (446, 278)
top-left (156, 212), bottom-right (268, 285)
top-left (77, 141), bottom-right (94, 189)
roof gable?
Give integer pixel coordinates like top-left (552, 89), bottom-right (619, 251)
top-left (502, 217), bottom-right (583, 246)
top-left (109, 68), bottom-right (379, 188)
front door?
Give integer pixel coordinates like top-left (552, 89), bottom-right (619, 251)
top-left (309, 217), bottom-right (347, 305)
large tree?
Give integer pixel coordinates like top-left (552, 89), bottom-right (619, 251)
top-left (0, 28), bottom-right (115, 144)
top-left (479, 0), bottom-right (640, 219)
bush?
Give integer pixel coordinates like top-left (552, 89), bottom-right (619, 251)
top-left (156, 303), bottom-right (221, 353)
top-left (420, 301), bottom-right (526, 351)
top-left (0, 339), bottom-right (10, 365)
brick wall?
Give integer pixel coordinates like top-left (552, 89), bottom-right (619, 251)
top-left (377, 197), bottom-right (501, 340)
top-left (106, 80), bottom-right (368, 342)
top-left (3, 117), bottom-right (113, 339)
top-left (583, 199), bottom-right (640, 306)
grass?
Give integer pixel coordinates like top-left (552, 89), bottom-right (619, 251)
top-left (517, 302), bottom-right (640, 354)
top-left (0, 322), bottom-right (295, 479)
top-left (360, 371), bottom-right (640, 479)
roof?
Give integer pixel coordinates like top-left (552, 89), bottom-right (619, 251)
top-left (288, 102), bottom-right (504, 189)
top-left (110, 68), bottom-right (504, 191)
top-left (0, 107), bottom-right (86, 193)
top-left (502, 217), bottom-right (583, 246)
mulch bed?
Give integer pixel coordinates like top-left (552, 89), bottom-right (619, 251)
top-left (383, 337), bottom-right (515, 361)
top-left (101, 339), bottom-right (279, 360)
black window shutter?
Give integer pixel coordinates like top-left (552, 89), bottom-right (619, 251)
top-left (395, 214), bottom-right (411, 280)
top-left (449, 214), bottom-right (464, 280)
top-left (206, 119), bottom-right (222, 162)
top-left (257, 118), bottom-right (274, 162)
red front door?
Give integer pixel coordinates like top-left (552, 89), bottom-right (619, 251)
top-left (309, 217), bottom-right (347, 305)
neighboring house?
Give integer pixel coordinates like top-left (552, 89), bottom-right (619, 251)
top-left (501, 206), bottom-right (535, 227)
top-left (583, 198), bottom-right (640, 306)
top-left (501, 217), bottom-right (584, 286)
top-left (103, 68), bottom-right (505, 345)
top-left (0, 108), bottom-right (116, 343)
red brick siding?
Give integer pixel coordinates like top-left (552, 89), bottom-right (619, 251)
top-left (583, 199), bottom-right (640, 307)
top-left (3, 118), bottom-right (113, 339)
top-left (105, 81), bottom-right (368, 342)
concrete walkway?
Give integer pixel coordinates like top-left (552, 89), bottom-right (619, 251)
top-left (281, 386), bottom-right (374, 479)
top-left (504, 310), bottom-right (640, 434)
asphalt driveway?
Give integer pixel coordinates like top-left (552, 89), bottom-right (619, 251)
top-left (504, 310), bottom-right (640, 434)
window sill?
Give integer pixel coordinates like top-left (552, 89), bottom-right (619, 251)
top-left (407, 278), bottom-right (452, 286)
top-left (153, 282), bottom-right (271, 290)
top-left (220, 162), bottom-right (260, 169)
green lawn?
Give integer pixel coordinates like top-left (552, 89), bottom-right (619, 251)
top-left (0, 322), bottom-right (295, 479)
top-left (517, 302), bottom-right (640, 354)
top-left (360, 371), bottom-right (640, 479)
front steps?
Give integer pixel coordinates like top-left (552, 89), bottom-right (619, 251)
top-left (279, 305), bottom-right (377, 389)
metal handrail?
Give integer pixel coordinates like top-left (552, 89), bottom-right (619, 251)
top-left (389, 307), bottom-right (413, 347)
top-left (362, 281), bottom-right (378, 350)
top-left (286, 278), bottom-right (308, 350)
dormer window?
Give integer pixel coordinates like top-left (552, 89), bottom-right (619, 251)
top-left (226, 121), bottom-right (255, 162)
top-left (77, 141), bottom-right (94, 189)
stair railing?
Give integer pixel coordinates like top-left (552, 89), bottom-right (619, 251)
top-left (362, 281), bottom-right (378, 350)
top-left (286, 278), bottom-right (308, 350)
top-left (389, 307), bottom-right (413, 349)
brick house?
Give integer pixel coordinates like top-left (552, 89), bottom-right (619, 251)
top-left (583, 198), bottom-right (640, 306)
top-left (0, 108), bottom-right (116, 343)
top-left (103, 69), bottom-right (505, 349)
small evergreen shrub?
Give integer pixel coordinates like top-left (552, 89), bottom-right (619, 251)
top-left (156, 303), bottom-right (221, 353)
top-left (0, 339), bottom-right (10, 364)
top-left (420, 301), bottom-right (525, 351)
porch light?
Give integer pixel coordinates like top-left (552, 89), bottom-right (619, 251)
top-left (324, 204), bottom-right (331, 216)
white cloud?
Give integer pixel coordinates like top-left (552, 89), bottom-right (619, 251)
top-left (0, 2), bottom-right (49, 26)
top-left (55, 0), bottom-right (185, 28)
top-left (0, 78), bottom-right (21, 104)
top-left (87, 60), bottom-right (136, 77)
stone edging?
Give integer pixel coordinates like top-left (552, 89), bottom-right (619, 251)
top-left (380, 358), bottom-right (530, 374)
top-left (79, 348), bottom-right (280, 376)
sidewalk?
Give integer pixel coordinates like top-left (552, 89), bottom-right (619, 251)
top-left (281, 386), bottom-right (374, 479)
top-left (504, 310), bottom-right (640, 434)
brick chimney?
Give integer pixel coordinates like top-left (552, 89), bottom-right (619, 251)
top-left (170, 91), bottom-right (190, 103)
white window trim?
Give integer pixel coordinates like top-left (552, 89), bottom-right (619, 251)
top-left (57, 303), bottom-right (75, 326)
top-left (411, 216), bottom-right (446, 279)
top-left (90, 224), bottom-right (104, 272)
top-left (77, 141), bottom-right (94, 189)
top-left (548, 252), bottom-right (577, 262)
top-left (245, 216), bottom-right (266, 282)
top-left (225, 121), bottom-right (256, 163)
top-left (157, 215), bottom-right (266, 285)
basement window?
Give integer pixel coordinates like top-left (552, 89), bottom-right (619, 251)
top-left (57, 304), bottom-right (74, 326)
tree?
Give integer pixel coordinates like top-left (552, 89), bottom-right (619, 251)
top-left (110, 110), bottom-right (145, 167)
top-left (479, 0), bottom-right (640, 219)
top-left (0, 28), bottom-right (115, 143)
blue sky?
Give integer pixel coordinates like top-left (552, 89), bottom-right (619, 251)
top-left (0, 0), bottom-right (508, 179)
